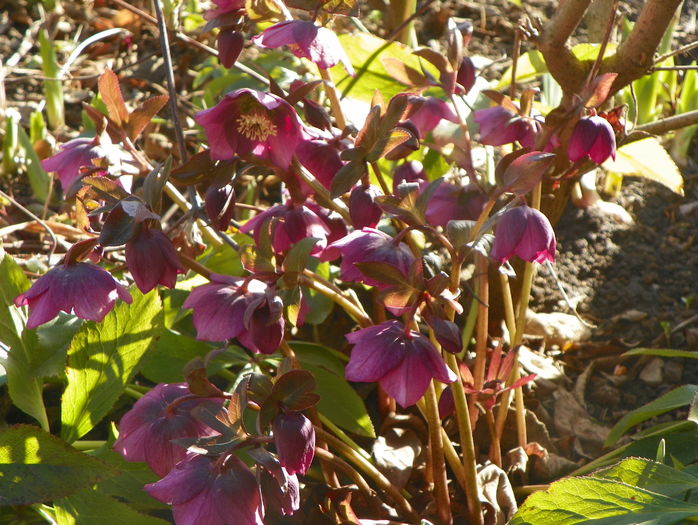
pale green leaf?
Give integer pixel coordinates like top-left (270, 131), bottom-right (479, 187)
top-left (0, 249), bottom-right (48, 430)
top-left (511, 475), bottom-right (698, 525)
top-left (624, 348), bottom-right (698, 359)
top-left (594, 457), bottom-right (698, 499)
top-left (61, 289), bottom-right (164, 443)
top-left (0, 425), bottom-right (117, 505)
top-left (54, 488), bottom-right (170, 525)
top-left (603, 138), bottom-right (684, 195)
top-left (606, 385), bottom-right (698, 446)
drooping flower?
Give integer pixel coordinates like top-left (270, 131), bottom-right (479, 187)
top-left (456, 56), bottom-right (476, 94)
top-left (349, 184), bottom-right (382, 229)
top-left (260, 466), bottom-right (300, 517)
top-left (567, 115), bottom-right (617, 164)
top-left (194, 89), bottom-right (303, 169)
top-left (14, 262), bottom-right (132, 329)
top-left (424, 180), bottom-right (487, 228)
top-left (490, 206), bottom-right (556, 264)
top-left (473, 106), bottom-right (540, 148)
top-left (240, 201), bottom-right (331, 256)
top-left (204, 183), bottom-right (236, 232)
top-left (146, 453), bottom-right (263, 525)
top-left (113, 383), bottom-right (223, 477)
top-left (321, 227), bottom-right (415, 288)
top-left (217, 29), bottom-right (244, 68)
top-left (405, 97), bottom-right (459, 136)
top-left (295, 139), bottom-right (345, 190)
top-left (125, 227), bottom-right (183, 293)
top-left (253, 20), bottom-right (354, 75)
top-left (272, 411), bottom-right (315, 475)
top-left (345, 320), bottom-right (457, 407)
top-left (183, 275), bottom-right (284, 354)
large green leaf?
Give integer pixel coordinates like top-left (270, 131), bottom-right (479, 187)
top-left (54, 488), bottom-right (170, 525)
top-left (299, 353), bottom-right (375, 438)
top-left (606, 385), bottom-right (698, 447)
top-left (594, 458), bottom-right (698, 499)
top-left (0, 425), bottom-right (117, 505)
top-left (61, 289), bottom-right (164, 443)
top-left (0, 249), bottom-right (48, 430)
top-left (510, 475), bottom-right (698, 525)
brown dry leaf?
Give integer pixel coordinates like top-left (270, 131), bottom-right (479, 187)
top-left (553, 388), bottom-right (610, 458)
top-left (477, 462), bottom-right (517, 525)
top-left (525, 442), bottom-right (579, 482)
top-left (525, 311), bottom-right (592, 347)
top-left (372, 426), bottom-right (422, 489)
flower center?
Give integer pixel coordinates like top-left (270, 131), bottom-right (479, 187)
top-left (236, 112), bottom-right (278, 141)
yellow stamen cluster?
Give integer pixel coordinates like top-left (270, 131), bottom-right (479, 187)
top-left (236, 112), bottom-right (278, 141)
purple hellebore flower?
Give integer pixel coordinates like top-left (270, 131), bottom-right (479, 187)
top-left (320, 227), bottom-right (415, 288)
top-left (306, 201), bottom-right (347, 244)
top-left (349, 184), bottom-right (382, 229)
top-left (146, 453), bottom-right (263, 525)
top-left (204, 183), bottom-right (236, 232)
top-left (253, 20), bottom-right (354, 75)
top-left (217, 29), bottom-right (244, 68)
top-left (295, 139), bottom-right (345, 190)
top-left (204, 0), bottom-right (245, 20)
top-left (113, 383), bottom-right (223, 477)
top-left (345, 320), bottom-right (457, 407)
top-left (405, 97), bottom-right (459, 136)
top-left (125, 227), bottom-right (183, 293)
top-left (272, 411), bottom-right (315, 475)
top-left (568, 115), bottom-right (617, 164)
top-left (424, 181), bottom-right (487, 228)
top-left (183, 275), bottom-right (284, 354)
top-left (194, 89), bottom-right (303, 169)
top-left (260, 466), bottom-right (300, 517)
top-left (240, 201), bottom-right (331, 256)
top-left (456, 56), bottom-right (476, 94)
top-left (14, 262), bottom-right (132, 329)
top-left (473, 106), bottom-right (540, 148)
top-left (41, 137), bottom-right (103, 194)
top-left (490, 206), bottom-right (556, 264)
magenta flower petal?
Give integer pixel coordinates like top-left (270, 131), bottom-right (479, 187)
top-left (183, 275), bottom-right (249, 341)
top-left (41, 137), bottom-right (103, 194)
top-left (474, 106), bottom-right (540, 147)
top-left (568, 115), bottom-right (616, 164)
top-left (253, 20), bottom-right (354, 75)
top-left (125, 228), bottom-right (183, 293)
top-left (113, 383), bottom-right (223, 477)
top-left (195, 89), bottom-right (302, 169)
top-left (490, 206), bottom-right (556, 264)
top-left (349, 184), bottom-right (382, 229)
top-left (345, 321), bottom-right (456, 407)
top-left (273, 412), bottom-right (315, 475)
top-left (15, 262), bottom-right (132, 328)
top-left (406, 97), bottom-right (459, 136)
top-left (295, 140), bottom-right (344, 189)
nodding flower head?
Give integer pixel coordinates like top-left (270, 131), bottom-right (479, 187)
top-left (568, 115), bottom-right (617, 164)
top-left (490, 206), bottom-right (556, 264)
top-left (474, 106), bottom-right (540, 148)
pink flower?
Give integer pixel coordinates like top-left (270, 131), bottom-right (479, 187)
top-left (568, 115), bottom-right (616, 164)
top-left (41, 137), bottom-right (104, 194)
top-left (204, 0), bottom-right (245, 21)
top-left (113, 383), bottom-right (223, 477)
top-left (146, 453), bottom-right (263, 525)
top-left (345, 320), bottom-right (457, 407)
top-left (424, 181), bottom-right (487, 228)
top-left (253, 20), bottom-right (354, 75)
top-left (456, 56), bottom-right (476, 94)
top-left (349, 184), bottom-right (382, 228)
top-left (490, 206), bottom-right (556, 264)
top-left (240, 201), bottom-right (331, 256)
top-left (194, 89), bottom-right (303, 169)
top-left (321, 227), bottom-right (415, 288)
top-left (125, 227), bottom-right (183, 293)
top-left (295, 140), bottom-right (345, 190)
top-left (183, 276), bottom-right (284, 354)
top-left (474, 106), bottom-right (540, 148)
top-left (217, 29), bottom-right (244, 68)
top-left (14, 262), bottom-right (132, 328)
top-left (405, 97), bottom-right (459, 136)
top-left (272, 411), bottom-right (315, 475)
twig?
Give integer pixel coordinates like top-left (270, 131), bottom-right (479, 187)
top-left (313, 448), bottom-right (374, 497)
top-left (0, 189), bottom-right (58, 263)
top-left (633, 109), bottom-right (698, 136)
top-left (654, 41), bottom-right (698, 65)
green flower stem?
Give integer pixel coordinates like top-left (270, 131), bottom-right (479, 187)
top-left (370, 161), bottom-right (392, 196)
top-left (38, 28), bottom-right (64, 130)
top-left (319, 413), bottom-right (373, 463)
top-left (472, 254), bottom-right (489, 392)
top-left (421, 381), bottom-right (452, 525)
top-left (314, 447), bottom-right (373, 496)
top-left (316, 426), bottom-right (418, 521)
top-left (299, 275), bottom-right (372, 327)
top-left (445, 353), bottom-right (485, 525)
top-left (459, 294), bottom-right (479, 360)
top-left (493, 273), bottom-right (519, 445)
top-left (318, 66), bottom-right (347, 130)
top-left (294, 159), bottom-right (352, 224)
top-left (124, 385), bottom-right (145, 399)
top-left (73, 440), bottom-right (106, 451)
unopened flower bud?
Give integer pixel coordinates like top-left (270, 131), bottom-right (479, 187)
top-left (568, 115), bottom-right (616, 164)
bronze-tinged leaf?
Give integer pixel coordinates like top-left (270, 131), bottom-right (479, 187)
top-left (245, 0), bottom-right (283, 21)
top-left (126, 94), bottom-right (169, 141)
top-left (480, 90), bottom-right (520, 114)
top-left (170, 150), bottom-right (236, 186)
top-left (99, 204), bottom-right (138, 246)
top-left (185, 358), bottom-right (225, 397)
top-left (355, 105), bottom-right (382, 149)
top-left (381, 57), bottom-right (431, 88)
top-left (81, 103), bottom-right (108, 136)
top-left (585, 72), bottom-right (618, 108)
top-left (286, 80), bottom-right (323, 106)
top-left (354, 261), bottom-right (411, 287)
top-left (413, 47), bottom-right (455, 91)
top-left (366, 127), bottom-right (413, 162)
top-left (81, 175), bottom-right (130, 201)
top-left (98, 69), bottom-right (129, 127)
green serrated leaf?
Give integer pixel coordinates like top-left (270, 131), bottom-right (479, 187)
top-left (54, 487), bottom-right (170, 525)
top-left (61, 289), bottom-right (164, 443)
top-left (510, 475), bottom-right (698, 525)
top-left (306, 363), bottom-right (375, 438)
top-left (594, 457), bottom-right (698, 499)
top-left (0, 249), bottom-right (49, 430)
top-left (606, 385), bottom-right (698, 447)
top-left (0, 425), bottom-right (117, 505)
top-left (301, 260), bottom-right (334, 325)
top-left (139, 328), bottom-right (218, 383)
